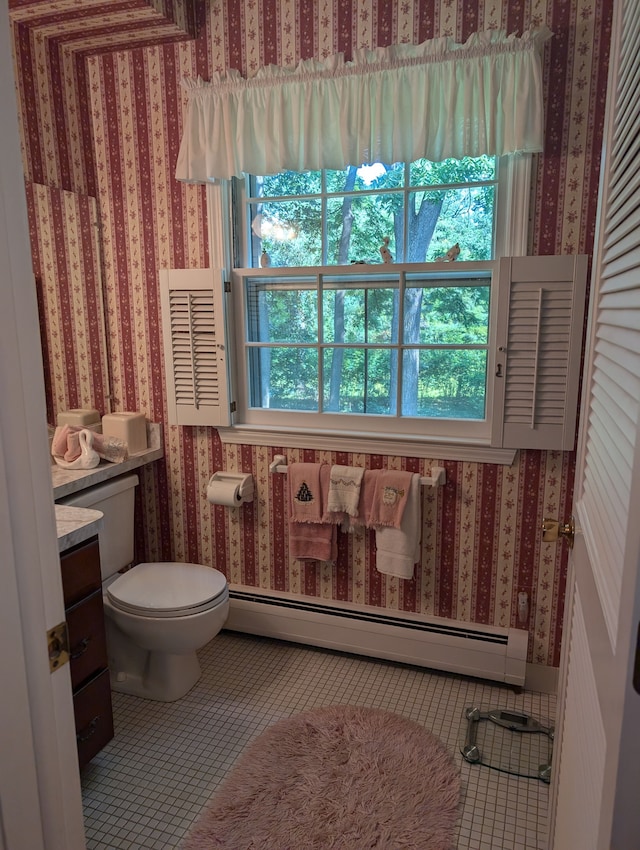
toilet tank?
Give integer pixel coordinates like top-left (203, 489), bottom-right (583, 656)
top-left (58, 474), bottom-right (139, 581)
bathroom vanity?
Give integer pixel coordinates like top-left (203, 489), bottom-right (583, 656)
top-left (54, 424), bottom-right (164, 767)
top-left (56, 505), bottom-right (112, 769)
top-left (61, 534), bottom-right (114, 769)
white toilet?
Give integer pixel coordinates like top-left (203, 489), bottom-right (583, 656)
top-left (59, 474), bottom-right (229, 702)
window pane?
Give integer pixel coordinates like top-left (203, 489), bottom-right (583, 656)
top-left (250, 171), bottom-right (322, 198)
top-left (323, 348), bottom-right (394, 414)
top-left (249, 200), bottom-right (322, 267)
top-left (246, 279), bottom-right (317, 343)
top-left (323, 286), bottom-right (398, 344)
top-left (249, 347), bottom-right (318, 411)
top-left (326, 194), bottom-right (398, 264)
top-left (404, 283), bottom-right (490, 344)
top-left (325, 162), bottom-right (404, 193)
top-left (409, 156), bottom-right (496, 186)
top-left (410, 186), bottom-right (495, 262)
top-left (402, 349), bottom-right (487, 419)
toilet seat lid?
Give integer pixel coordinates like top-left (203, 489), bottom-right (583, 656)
top-left (107, 562), bottom-right (227, 616)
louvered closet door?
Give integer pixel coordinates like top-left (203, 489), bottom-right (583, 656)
top-left (159, 268), bottom-right (230, 426)
top-left (549, 1), bottom-right (640, 847)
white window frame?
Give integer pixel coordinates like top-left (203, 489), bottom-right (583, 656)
top-left (157, 156), bottom-right (585, 463)
top-left (214, 155), bottom-right (528, 460)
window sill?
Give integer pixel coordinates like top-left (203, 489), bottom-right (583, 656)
top-left (217, 425), bottom-right (518, 465)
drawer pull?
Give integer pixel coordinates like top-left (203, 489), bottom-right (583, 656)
top-left (77, 715), bottom-right (101, 743)
top-left (70, 637), bottom-right (91, 660)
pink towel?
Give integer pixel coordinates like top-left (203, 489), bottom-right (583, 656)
top-left (289, 522), bottom-right (337, 562)
top-left (368, 470), bottom-right (414, 528)
top-left (289, 462), bottom-right (324, 523)
top-left (289, 463), bottom-right (337, 562)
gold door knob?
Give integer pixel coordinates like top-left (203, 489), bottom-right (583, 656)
top-left (541, 516), bottom-right (575, 549)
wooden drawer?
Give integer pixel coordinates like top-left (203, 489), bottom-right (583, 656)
top-left (61, 537), bottom-right (102, 608)
top-left (73, 669), bottom-right (114, 770)
top-left (67, 590), bottom-right (108, 691)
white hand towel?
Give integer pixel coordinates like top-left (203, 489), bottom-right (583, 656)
top-left (375, 472), bottom-right (421, 578)
top-left (327, 465), bottom-right (365, 517)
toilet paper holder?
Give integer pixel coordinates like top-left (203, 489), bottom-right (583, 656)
top-left (207, 471), bottom-right (254, 505)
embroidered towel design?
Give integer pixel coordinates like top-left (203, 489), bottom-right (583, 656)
top-left (288, 462), bottom-right (323, 523)
top-left (375, 473), bottom-right (421, 578)
top-left (327, 465), bottom-right (365, 518)
top-left (368, 470), bottom-right (414, 528)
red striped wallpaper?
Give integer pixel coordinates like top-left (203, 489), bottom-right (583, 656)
top-left (13, 0), bottom-right (613, 668)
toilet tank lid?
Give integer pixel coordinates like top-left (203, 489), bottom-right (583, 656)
top-left (107, 562), bottom-right (227, 613)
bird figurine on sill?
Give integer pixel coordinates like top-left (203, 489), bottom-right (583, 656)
top-left (379, 236), bottom-right (393, 264)
top-left (437, 242), bottom-right (460, 262)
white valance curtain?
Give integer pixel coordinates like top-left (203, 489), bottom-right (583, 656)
top-left (176, 27), bottom-right (551, 183)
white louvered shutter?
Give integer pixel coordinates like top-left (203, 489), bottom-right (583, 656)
top-left (491, 254), bottom-right (588, 451)
top-left (159, 268), bottom-right (231, 426)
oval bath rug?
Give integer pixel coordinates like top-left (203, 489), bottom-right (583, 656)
top-left (182, 704), bottom-right (460, 850)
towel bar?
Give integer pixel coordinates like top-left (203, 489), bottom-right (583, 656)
top-left (267, 455), bottom-right (446, 488)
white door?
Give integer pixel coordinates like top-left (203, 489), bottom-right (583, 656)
top-left (549, 1), bottom-right (640, 847)
top-left (0, 441), bottom-right (46, 850)
top-left (0, 4), bottom-right (86, 849)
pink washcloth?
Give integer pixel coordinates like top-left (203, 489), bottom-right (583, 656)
top-left (368, 470), bottom-right (414, 528)
top-left (327, 465), bottom-right (364, 517)
top-left (289, 462), bottom-right (324, 523)
top-left (375, 473), bottom-right (421, 578)
top-left (51, 424), bottom-right (73, 457)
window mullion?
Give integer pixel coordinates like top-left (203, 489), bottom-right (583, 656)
top-left (364, 288), bottom-right (369, 413)
top-left (396, 271), bottom-right (405, 419)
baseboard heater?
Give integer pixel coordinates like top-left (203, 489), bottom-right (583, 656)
top-left (226, 588), bottom-right (527, 687)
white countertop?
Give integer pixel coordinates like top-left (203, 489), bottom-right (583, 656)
top-left (56, 505), bottom-right (104, 552)
top-left (52, 422), bottom-right (163, 500)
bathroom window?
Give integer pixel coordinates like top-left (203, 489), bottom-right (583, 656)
top-left (159, 153), bottom-right (587, 458)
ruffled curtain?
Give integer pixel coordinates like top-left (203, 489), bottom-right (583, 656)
top-left (176, 27), bottom-right (551, 183)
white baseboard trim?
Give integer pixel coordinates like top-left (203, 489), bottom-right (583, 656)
top-left (226, 587), bottom-right (528, 688)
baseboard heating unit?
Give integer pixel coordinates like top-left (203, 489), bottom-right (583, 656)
top-left (226, 588), bottom-right (527, 687)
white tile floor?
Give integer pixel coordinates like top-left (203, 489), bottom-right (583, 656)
top-left (81, 631), bottom-right (555, 849)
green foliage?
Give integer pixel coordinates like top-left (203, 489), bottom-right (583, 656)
top-left (247, 155), bottom-right (496, 267)
top-left (248, 276), bottom-right (489, 418)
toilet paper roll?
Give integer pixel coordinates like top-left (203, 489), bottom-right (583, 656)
top-left (206, 473), bottom-right (254, 506)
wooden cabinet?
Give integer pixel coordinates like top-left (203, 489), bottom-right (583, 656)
top-left (60, 536), bottom-right (114, 769)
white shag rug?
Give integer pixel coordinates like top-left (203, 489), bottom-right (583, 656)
top-left (182, 704), bottom-right (460, 850)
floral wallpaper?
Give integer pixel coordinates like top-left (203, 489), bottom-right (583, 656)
top-left (11, 0), bottom-right (613, 668)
